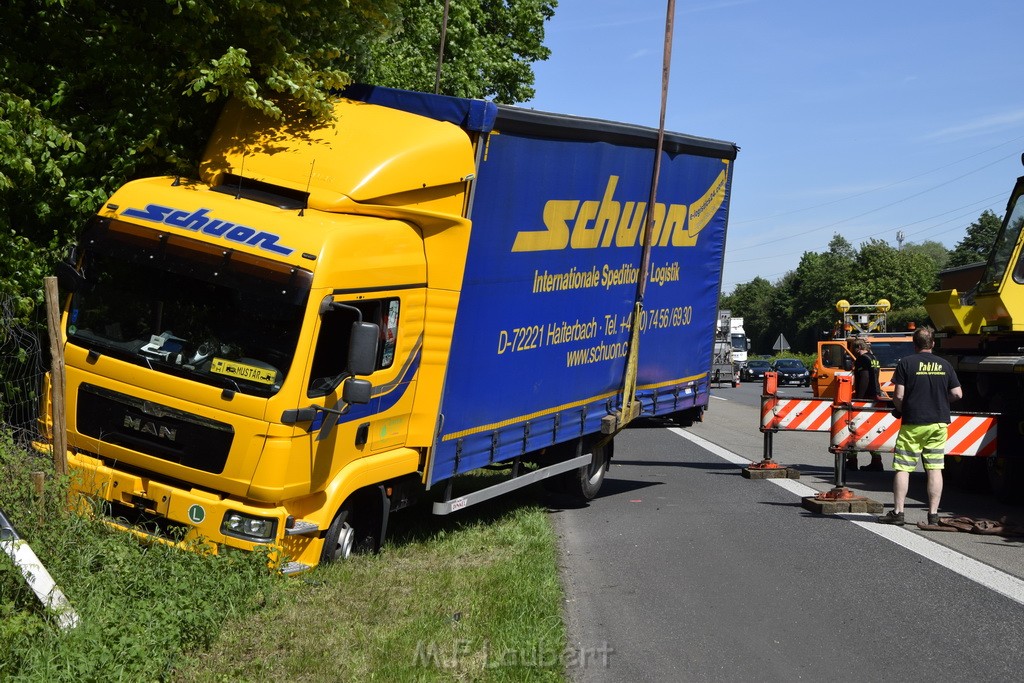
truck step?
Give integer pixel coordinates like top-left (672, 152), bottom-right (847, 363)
top-left (284, 520), bottom-right (320, 536)
top-left (279, 561), bottom-right (312, 575)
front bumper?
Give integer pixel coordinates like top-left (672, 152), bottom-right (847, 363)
top-left (62, 450), bottom-right (320, 568)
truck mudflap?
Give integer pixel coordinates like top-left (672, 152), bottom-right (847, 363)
top-left (64, 451), bottom-right (321, 571)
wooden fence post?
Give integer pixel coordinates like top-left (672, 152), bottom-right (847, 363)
top-left (43, 277), bottom-right (68, 476)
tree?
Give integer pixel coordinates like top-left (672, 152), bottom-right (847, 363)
top-left (902, 239), bottom-right (949, 272)
top-left (360, 0), bottom-right (556, 103)
top-left (766, 272), bottom-right (799, 351)
top-left (788, 242), bottom-right (856, 347)
top-left (948, 210), bottom-right (1002, 268)
top-left (728, 235), bottom-right (941, 353)
top-left (722, 276), bottom-right (776, 355)
top-left (0, 0), bottom-right (555, 317)
top-left (844, 239), bottom-right (938, 310)
top-left (826, 233), bottom-right (855, 260)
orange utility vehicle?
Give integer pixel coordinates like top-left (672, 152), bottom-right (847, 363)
top-left (811, 299), bottom-right (914, 399)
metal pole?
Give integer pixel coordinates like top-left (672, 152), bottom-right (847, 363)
top-left (620, 0), bottom-right (676, 424)
top-left (434, 0), bottom-right (451, 94)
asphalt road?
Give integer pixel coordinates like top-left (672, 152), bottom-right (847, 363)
top-left (553, 383), bottom-right (1024, 682)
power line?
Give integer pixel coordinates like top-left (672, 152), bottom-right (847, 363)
top-left (732, 136), bottom-right (1024, 226)
top-left (729, 153), bottom-right (1017, 254)
top-left (725, 191), bottom-right (1005, 266)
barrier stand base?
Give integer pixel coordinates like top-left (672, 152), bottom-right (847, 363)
top-left (801, 487), bottom-right (883, 514)
top-left (742, 460), bottom-right (800, 479)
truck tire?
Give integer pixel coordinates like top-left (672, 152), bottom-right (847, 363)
top-left (671, 406), bottom-right (704, 428)
top-left (987, 456), bottom-right (1024, 503)
top-left (319, 486), bottom-right (391, 564)
top-left (320, 509), bottom-right (355, 564)
top-left (567, 439), bottom-right (613, 501)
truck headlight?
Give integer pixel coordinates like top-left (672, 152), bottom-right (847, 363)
top-left (221, 512), bottom-right (277, 543)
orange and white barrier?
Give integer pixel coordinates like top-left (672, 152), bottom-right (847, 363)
top-left (831, 403), bottom-right (997, 457)
top-left (760, 370), bottom-right (833, 433)
top-left (759, 372), bottom-right (999, 458)
top-left (761, 395), bottom-right (833, 432)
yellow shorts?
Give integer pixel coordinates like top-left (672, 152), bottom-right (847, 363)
top-left (893, 423), bottom-right (946, 472)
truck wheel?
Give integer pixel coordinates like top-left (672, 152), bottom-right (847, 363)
top-left (568, 439), bottom-right (613, 500)
top-left (670, 406), bottom-right (704, 428)
top-left (320, 509), bottom-right (355, 564)
top-left (987, 456), bottom-right (1024, 503)
top-left (958, 457), bottom-right (990, 493)
top-left (319, 486), bottom-right (391, 564)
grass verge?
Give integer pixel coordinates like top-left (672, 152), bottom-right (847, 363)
top-left (0, 435), bottom-right (283, 681)
top-left (172, 496), bottom-right (568, 682)
top-left (1, 435), bottom-right (568, 682)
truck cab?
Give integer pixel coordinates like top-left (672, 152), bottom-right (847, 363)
top-left (812, 334), bottom-right (914, 398)
top-left (811, 299), bottom-right (913, 399)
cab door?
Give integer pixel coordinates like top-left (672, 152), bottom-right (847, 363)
top-left (812, 341), bottom-right (852, 398)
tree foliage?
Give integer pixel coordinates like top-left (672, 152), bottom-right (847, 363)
top-left (720, 276), bottom-right (774, 352)
top-left (947, 209), bottom-right (1002, 268)
top-left (0, 0), bottom-right (555, 319)
top-left (725, 232), bottom-right (949, 354)
top-left (360, 0), bottom-right (555, 103)
top-left (902, 239), bottom-right (949, 272)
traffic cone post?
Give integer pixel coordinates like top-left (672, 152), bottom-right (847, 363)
top-left (743, 372), bottom-right (800, 479)
top-left (801, 375), bottom-right (883, 514)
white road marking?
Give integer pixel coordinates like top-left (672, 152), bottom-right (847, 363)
top-left (669, 426), bottom-right (1024, 606)
top-left (710, 395), bottom-right (729, 401)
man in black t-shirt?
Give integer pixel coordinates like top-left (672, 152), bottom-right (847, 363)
top-left (877, 327), bottom-right (961, 526)
top-left (848, 338), bottom-right (885, 471)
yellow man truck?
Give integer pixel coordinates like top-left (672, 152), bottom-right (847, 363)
top-left (46, 85), bottom-right (737, 572)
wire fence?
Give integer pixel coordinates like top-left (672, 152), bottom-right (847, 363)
top-left (0, 294), bottom-right (46, 449)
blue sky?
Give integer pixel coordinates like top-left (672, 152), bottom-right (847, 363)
top-left (524, 1), bottom-right (1024, 294)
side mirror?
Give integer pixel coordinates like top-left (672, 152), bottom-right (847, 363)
top-left (342, 378), bottom-right (372, 405)
top-left (348, 322), bottom-right (379, 376)
top-left (55, 261), bottom-right (87, 293)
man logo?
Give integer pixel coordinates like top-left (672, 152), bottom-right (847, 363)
top-left (123, 414), bottom-right (177, 442)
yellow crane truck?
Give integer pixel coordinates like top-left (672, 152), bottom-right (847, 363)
top-left (926, 159), bottom-right (1024, 499)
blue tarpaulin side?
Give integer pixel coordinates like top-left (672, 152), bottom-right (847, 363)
top-left (429, 126), bottom-right (734, 484)
top-left (339, 84), bottom-right (498, 133)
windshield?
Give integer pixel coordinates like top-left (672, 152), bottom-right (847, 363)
top-left (730, 333), bottom-right (746, 351)
top-left (869, 341), bottom-right (914, 368)
top-left (980, 193), bottom-right (1024, 292)
top-left (66, 218), bottom-right (312, 396)
top-left (774, 359), bottom-right (804, 368)
top-left (749, 361), bottom-right (770, 368)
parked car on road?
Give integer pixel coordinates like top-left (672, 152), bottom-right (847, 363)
top-left (741, 359), bottom-right (772, 383)
top-left (771, 358), bottom-right (811, 386)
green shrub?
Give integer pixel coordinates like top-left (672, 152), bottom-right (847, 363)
top-left (0, 434), bottom-right (284, 681)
